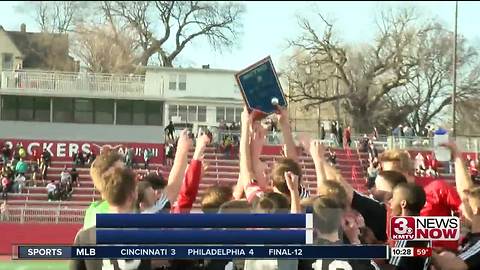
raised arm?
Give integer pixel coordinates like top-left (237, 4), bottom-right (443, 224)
top-left (285, 172), bottom-right (301, 214)
top-left (172, 135), bottom-right (209, 213)
top-left (309, 140), bottom-right (328, 195)
top-left (250, 122), bottom-right (268, 190)
top-left (239, 107), bottom-right (255, 186)
top-left (442, 142), bottom-right (474, 218)
top-left (276, 106), bottom-right (298, 162)
top-left (164, 129), bottom-right (192, 203)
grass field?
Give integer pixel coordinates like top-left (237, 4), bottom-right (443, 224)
top-left (0, 259), bottom-right (69, 270)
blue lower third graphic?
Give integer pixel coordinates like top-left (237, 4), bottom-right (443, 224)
top-left (16, 245), bottom-right (388, 260)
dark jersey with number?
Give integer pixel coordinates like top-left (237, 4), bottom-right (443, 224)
top-left (70, 226), bottom-right (151, 270)
top-left (298, 239), bottom-right (376, 270)
top-left (389, 240), bottom-right (431, 270)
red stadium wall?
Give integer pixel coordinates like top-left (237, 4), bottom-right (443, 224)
top-left (0, 138), bottom-right (165, 164)
top-left (0, 223), bottom-right (82, 255)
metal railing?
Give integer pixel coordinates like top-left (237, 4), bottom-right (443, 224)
top-left (1, 69), bottom-right (145, 97)
top-left (1, 206), bottom-right (85, 224)
top-left (387, 135), bottom-right (480, 153)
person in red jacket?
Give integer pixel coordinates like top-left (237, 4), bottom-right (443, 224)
top-left (344, 126), bottom-right (352, 147)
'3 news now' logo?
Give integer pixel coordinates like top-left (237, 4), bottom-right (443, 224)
top-left (390, 216), bottom-right (460, 241)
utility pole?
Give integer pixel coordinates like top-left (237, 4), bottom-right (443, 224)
top-left (452, 1), bottom-right (458, 137)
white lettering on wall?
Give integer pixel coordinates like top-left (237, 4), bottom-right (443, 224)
top-left (27, 142), bottom-right (41, 155)
top-left (82, 144), bottom-right (91, 154)
top-left (57, 143), bottom-right (67, 158)
top-left (69, 144), bottom-right (79, 157)
top-left (43, 143), bottom-right (54, 156)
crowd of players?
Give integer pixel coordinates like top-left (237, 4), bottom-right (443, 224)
top-left (71, 106), bottom-right (480, 270)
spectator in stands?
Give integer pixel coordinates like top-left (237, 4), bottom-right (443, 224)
top-left (367, 141), bottom-right (378, 164)
top-left (165, 120), bottom-right (176, 141)
top-left (327, 148), bottom-right (337, 166)
top-left (320, 124), bottom-right (325, 140)
top-left (143, 148), bottom-right (153, 169)
top-left (359, 134), bottom-right (370, 152)
top-left (124, 147), bottom-right (134, 168)
top-left (414, 153), bottom-right (426, 177)
top-left (46, 180), bottom-right (57, 201)
top-left (1, 175), bottom-right (10, 199)
top-left (338, 124), bottom-right (343, 146)
top-left (165, 141), bottom-right (175, 166)
top-left (70, 167), bottom-right (80, 188)
top-left (30, 161), bottom-right (41, 187)
top-left (1, 143), bottom-right (11, 166)
top-left (85, 150), bottom-right (96, 166)
top-left (467, 155), bottom-right (479, 183)
top-left (425, 154), bottom-right (439, 178)
top-left (32, 146), bottom-right (41, 167)
top-left (73, 149), bottom-right (85, 167)
top-left (41, 148), bottom-right (51, 174)
top-left (372, 127), bottom-right (379, 141)
top-left (330, 121), bottom-right (338, 145)
top-left (18, 144), bottom-right (26, 160)
top-left (344, 126), bottom-right (352, 147)
top-left (15, 158), bottom-right (28, 177)
top-left (60, 165), bottom-right (72, 195)
top-left (13, 172), bottom-right (26, 194)
top-left (366, 160), bottom-right (380, 191)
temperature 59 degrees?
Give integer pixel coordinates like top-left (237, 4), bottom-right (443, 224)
top-left (414, 247), bottom-right (432, 257)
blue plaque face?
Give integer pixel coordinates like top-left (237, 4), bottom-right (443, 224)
top-left (236, 57), bottom-right (287, 117)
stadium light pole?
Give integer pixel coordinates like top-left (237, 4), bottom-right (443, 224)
top-left (452, 1), bottom-right (458, 138)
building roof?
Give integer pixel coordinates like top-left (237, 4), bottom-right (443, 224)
top-left (146, 66), bottom-right (239, 74)
top-left (4, 27), bottom-right (76, 71)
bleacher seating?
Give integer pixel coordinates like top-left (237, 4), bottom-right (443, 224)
top-left (3, 146), bottom-right (368, 222)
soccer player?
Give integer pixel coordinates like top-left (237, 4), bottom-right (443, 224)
top-left (386, 183), bottom-right (431, 270)
top-left (70, 151), bottom-right (150, 270)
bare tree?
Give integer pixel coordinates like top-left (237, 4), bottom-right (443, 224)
top-left (27, 1), bottom-right (90, 33)
top-left (389, 24), bottom-right (480, 134)
top-left (72, 23), bottom-right (140, 73)
top-left (101, 1), bottom-right (245, 67)
top-left (285, 8), bottom-right (433, 132)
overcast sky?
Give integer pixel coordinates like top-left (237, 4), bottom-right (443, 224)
top-left (0, 1), bottom-right (478, 70)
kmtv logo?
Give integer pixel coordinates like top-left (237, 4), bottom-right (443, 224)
top-left (390, 216), bottom-right (460, 241)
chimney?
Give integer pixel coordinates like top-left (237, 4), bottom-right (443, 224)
top-left (20, 23), bottom-right (26, 33)
top-left (202, 64), bottom-right (210, 69)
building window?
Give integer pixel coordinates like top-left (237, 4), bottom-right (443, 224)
top-left (235, 107), bottom-right (242, 123)
top-left (132, 101), bottom-right (146, 125)
top-left (216, 107), bottom-right (225, 122)
top-left (169, 74), bottom-right (177, 90)
top-left (1, 96), bottom-right (17, 120)
top-left (53, 98), bottom-right (74, 123)
top-left (226, 107), bottom-right (235, 122)
top-left (188, 106), bottom-right (197, 122)
top-left (116, 100), bottom-right (132, 125)
top-left (198, 106), bottom-right (207, 122)
top-left (146, 101), bottom-right (162, 126)
top-left (178, 105), bottom-right (188, 122)
top-left (74, 99), bottom-right (94, 123)
top-left (2, 53), bottom-right (13, 70)
top-left (178, 74), bottom-right (187, 91)
top-left (94, 99), bottom-right (114, 124)
top-left (168, 104), bottom-right (178, 121)
top-left (34, 97), bottom-right (50, 122)
top-left (17, 96), bottom-right (34, 121)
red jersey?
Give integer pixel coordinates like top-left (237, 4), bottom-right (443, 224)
top-left (418, 177), bottom-right (461, 251)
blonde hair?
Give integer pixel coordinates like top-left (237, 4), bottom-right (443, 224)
top-left (379, 149), bottom-right (413, 174)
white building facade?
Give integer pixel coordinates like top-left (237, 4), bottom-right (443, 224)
top-left (0, 66), bottom-right (243, 143)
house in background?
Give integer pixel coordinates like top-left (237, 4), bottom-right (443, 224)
top-left (0, 23), bottom-right (78, 72)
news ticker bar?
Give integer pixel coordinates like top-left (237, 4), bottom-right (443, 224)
top-left (15, 245), bottom-right (389, 260)
top-left (96, 229), bottom-right (313, 244)
top-left (96, 213), bottom-right (313, 229)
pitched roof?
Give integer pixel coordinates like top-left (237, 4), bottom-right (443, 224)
top-left (5, 30), bottom-right (76, 71)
